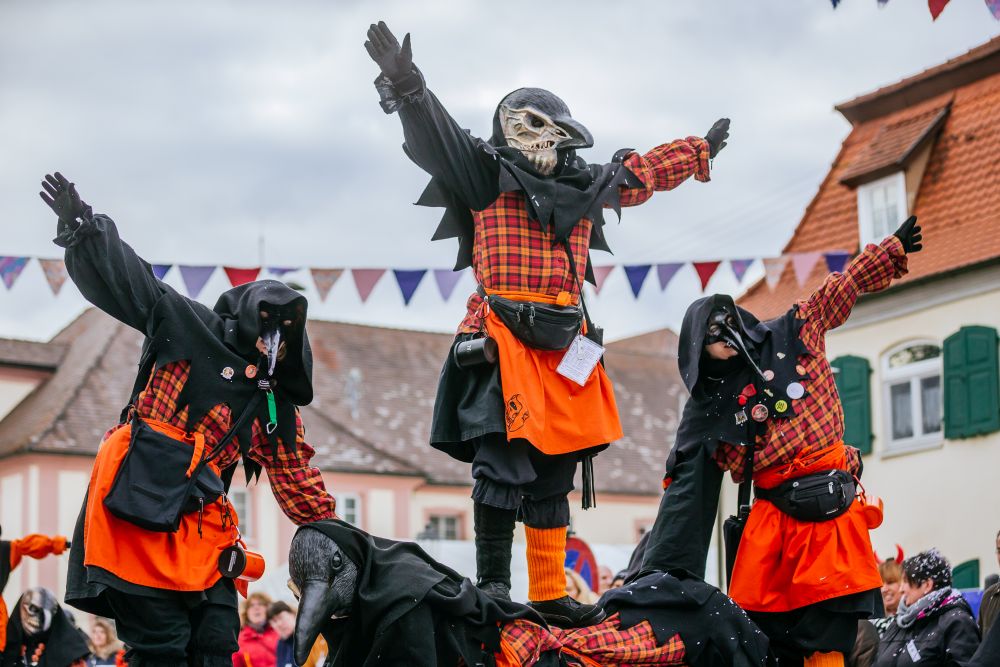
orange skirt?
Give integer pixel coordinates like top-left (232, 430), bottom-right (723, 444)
top-left (728, 443), bottom-right (882, 612)
top-left (83, 421), bottom-right (240, 593)
top-left (484, 291), bottom-right (622, 455)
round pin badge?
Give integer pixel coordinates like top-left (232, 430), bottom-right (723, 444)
top-left (221, 366), bottom-right (234, 380)
top-left (795, 364), bottom-right (807, 376)
top-left (775, 399), bottom-right (789, 413)
top-left (245, 365), bottom-right (258, 379)
top-left (786, 382), bottom-right (805, 399)
top-left (751, 404), bottom-right (769, 422)
top-left (763, 369), bottom-right (775, 381)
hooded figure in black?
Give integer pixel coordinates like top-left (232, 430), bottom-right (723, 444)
top-left (2, 588), bottom-right (90, 667)
top-left (39, 173), bottom-right (338, 666)
top-left (365, 19), bottom-right (730, 628)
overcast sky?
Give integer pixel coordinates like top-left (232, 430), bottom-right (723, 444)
top-left (0, 1), bottom-right (996, 342)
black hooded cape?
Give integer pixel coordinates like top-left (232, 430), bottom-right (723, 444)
top-left (599, 570), bottom-right (769, 667)
top-left (297, 520), bottom-right (544, 667)
top-left (2, 595), bottom-right (90, 667)
top-left (57, 214), bottom-right (313, 481)
top-left (381, 73), bottom-right (646, 283)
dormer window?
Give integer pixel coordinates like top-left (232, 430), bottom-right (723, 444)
top-left (857, 172), bottom-right (907, 247)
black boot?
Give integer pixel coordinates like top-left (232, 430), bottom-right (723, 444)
top-left (474, 502), bottom-right (515, 601)
top-left (528, 595), bottom-right (607, 629)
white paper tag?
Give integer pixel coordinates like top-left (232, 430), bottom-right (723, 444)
top-left (906, 639), bottom-right (922, 662)
top-left (557, 334), bottom-right (604, 386)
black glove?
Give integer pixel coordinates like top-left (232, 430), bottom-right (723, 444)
top-left (705, 118), bottom-right (730, 158)
top-left (365, 21), bottom-right (413, 84)
top-left (39, 172), bottom-right (91, 232)
top-left (892, 215), bottom-right (923, 253)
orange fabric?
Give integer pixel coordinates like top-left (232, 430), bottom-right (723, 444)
top-left (805, 650), bottom-right (845, 666)
top-left (0, 601), bottom-right (5, 651)
top-left (484, 292), bottom-right (622, 455)
top-left (8, 534), bottom-right (68, 570)
top-left (525, 526), bottom-right (568, 602)
top-left (728, 443), bottom-right (882, 612)
top-left (83, 420), bottom-right (240, 592)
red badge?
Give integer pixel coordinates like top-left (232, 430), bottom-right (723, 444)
top-left (245, 365), bottom-right (258, 379)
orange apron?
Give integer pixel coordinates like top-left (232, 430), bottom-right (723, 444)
top-left (484, 290), bottom-right (622, 455)
top-left (728, 443), bottom-right (882, 612)
top-left (84, 420), bottom-right (240, 593)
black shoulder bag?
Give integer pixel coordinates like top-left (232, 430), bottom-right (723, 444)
top-left (722, 438), bottom-right (755, 589)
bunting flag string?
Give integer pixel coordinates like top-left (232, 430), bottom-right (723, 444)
top-left (0, 248), bottom-right (856, 302)
top-left (828, 0), bottom-right (998, 21)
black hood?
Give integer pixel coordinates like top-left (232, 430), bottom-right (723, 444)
top-left (489, 87), bottom-right (594, 154)
top-left (3, 593), bottom-right (91, 666)
top-left (213, 280), bottom-right (313, 405)
top-left (678, 294), bottom-right (767, 394)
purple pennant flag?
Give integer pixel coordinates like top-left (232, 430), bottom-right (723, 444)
top-left (623, 264), bottom-right (652, 298)
top-left (987, 0), bottom-right (1000, 19)
top-left (152, 264), bottom-right (172, 280)
top-left (433, 269), bottom-right (464, 302)
top-left (791, 252), bottom-right (822, 287)
top-left (178, 265), bottom-right (215, 299)
top-left (656, 263), bottom-right (683, 291)
top-left (729, 259), bottom-right (754, 284)
top-left (352, 269), bottom-right (386, 303)
top-left (267, 267), bottom-right (297, 277)
top-left (0, 257), bottom-right (29, 290)
top-left (824, 251), bottom-right (851, 274)
top-left (393, 269), bottom-right (427, 305)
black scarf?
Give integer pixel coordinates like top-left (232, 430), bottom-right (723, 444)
top-left (130, 279), bottom-right (312, 481)
top-left (296, 520), bottom-right (541, 667)
top-left (1, 596), bottom-right (90, 667)
top-left (666, 295), bottom-right (807, 478)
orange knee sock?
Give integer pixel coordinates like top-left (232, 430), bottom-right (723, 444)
top-left (804, 651), bottom-right (844, 667)
top-left (524, 526), bottom-right (567, 602)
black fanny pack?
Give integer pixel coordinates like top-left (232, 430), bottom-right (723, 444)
top-left (104, 393), bottom-right (260, 533)
top-left (485, 291), bottom-right (582, 351)
top-left (755, 469), bottom-right (856, 522)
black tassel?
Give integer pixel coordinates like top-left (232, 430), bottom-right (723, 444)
top-left (582, 454), bottom-right (597, 510)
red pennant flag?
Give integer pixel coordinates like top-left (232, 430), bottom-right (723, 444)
top-left (223, 267), bottom-right (260, 287)
top-left (39, 258), bottom-right (68, 295)
top-left (929, 0), bottom-right (951, 19)
top-left (310, 268), bottom-right (343, 302)
top-left (591, 266), bottom-right (614, 294)
top-left (352, 269), bottom-right (386, 303)
top-left (692, 261), bottom-right (721, 291)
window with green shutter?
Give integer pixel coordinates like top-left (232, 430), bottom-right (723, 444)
top-left (951, 559), bottom-right (980, 590)
top-left (832, 355), bottom-right (873, 454)
top-left (943, 326), bottom-right (1000, 439)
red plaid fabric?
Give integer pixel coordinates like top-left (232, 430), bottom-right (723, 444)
top-left (715, 236), bottom-right (908, 480)
top-left (458, 138), bottom-right (711, 333)
top-left (105, 361), bottom-right (336, 524)
top-left (498, 613), bottom-right (687, 666)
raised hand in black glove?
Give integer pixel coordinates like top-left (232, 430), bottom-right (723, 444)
top-left (892, 215), bottom-right (923, 253)
top-left (705, 118), bottom-right (730, 158)
top-left (365, 21), bottom-right (413, 83)
top-left (39, 172), bottom-right (91, 232)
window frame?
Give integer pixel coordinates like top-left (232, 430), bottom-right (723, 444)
top-left (334, 492), bottom-right (362, 527)
top-left (427, 514), bottom-right (462, 540)
top-left (856, 172), bottom-right (907, 248)
top-left (228, 487), bottom-right (253, 542)
top-left (880, 340), bottom-right (944, 456)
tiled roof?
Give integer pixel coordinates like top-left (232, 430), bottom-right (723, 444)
top-left (0, 312), bottom-right (686, 495)
top-left (0, 338), bottom-right (66, 370)
top-left (740, 40), bottom-right (1000, 321)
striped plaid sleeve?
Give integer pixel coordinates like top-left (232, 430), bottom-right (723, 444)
top-left (618, 136), bottom-right (712, 207)
top-left (252, 408), bottom-right (338, 525)
top-left (797, 235), bottom-right (907, 333)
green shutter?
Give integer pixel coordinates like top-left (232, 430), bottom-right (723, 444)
top-left (832, 355), bottom-right (873, 455)
top-left (944, 326), bottom-right (1000, 439)
top-left (951, 559), bottom-right (980, 589)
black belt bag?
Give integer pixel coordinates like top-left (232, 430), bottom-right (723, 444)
top-left (486, 292), bottom-right (582, 351)
top-left (755, 469), bottom-right (856, 522)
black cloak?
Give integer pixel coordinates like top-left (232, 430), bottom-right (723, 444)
top-left (58, 214), bottom-right (313, 481)
top-left (599, 570), bottom-right (769, 667)
top-left (1, 595), bottom-right (90, 667)
top-left (296, 520), bottom-right (545, 667)
top-left (382, 72), bottom-right (646, 283)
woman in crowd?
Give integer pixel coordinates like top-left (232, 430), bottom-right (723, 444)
top-left (87, 618), bottom-right (124, 667)
top-left (232, 593), bottom-right (278, 667)
top-left (564, 568), bottom-right (599, 605)
top-left (872, 556), bottom-right (904, 637)
top-left (874, 549), bottom-right (980, 666)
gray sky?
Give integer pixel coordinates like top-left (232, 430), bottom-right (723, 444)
top-left (0, 1), bottom-right (996, 342)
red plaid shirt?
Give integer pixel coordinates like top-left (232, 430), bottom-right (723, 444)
top-left (715, 236), bottom-right (908, 480)
top-left (105, 361), bottom-right (337, 524)
top-left (498, 613), bottom-right (686, 666)
top-left (458, 139), bottom-right (711, 333)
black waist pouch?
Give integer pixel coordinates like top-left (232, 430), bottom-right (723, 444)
top-left (104, 416), bottom-right (223, 533)
top-left (755, 469), bottom-right (856, 522)
top-left (487, 294), bottom-right (582, 351)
